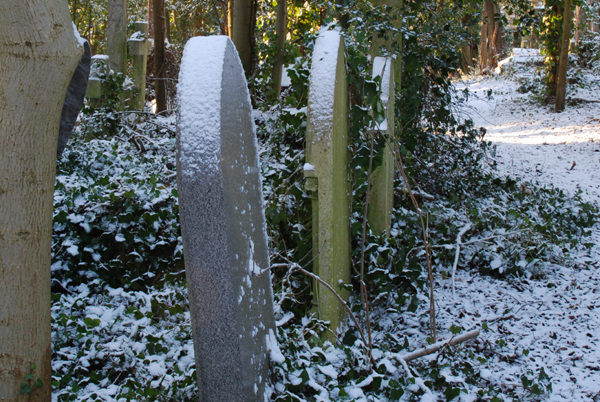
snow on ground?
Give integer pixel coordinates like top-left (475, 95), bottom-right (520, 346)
top-left (435, 67), bottom-right (600, 400)
top-left (458, 70), bottom-right (600, 203)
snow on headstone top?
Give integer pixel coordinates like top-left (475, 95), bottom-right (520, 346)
top-left (177, 36), bottom-right (228, 177)
top-left (308, 27), bottom-right (343, 131)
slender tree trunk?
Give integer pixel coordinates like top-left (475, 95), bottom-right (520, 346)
top-left (153, 0), bottom-right (167, 113)
top-left (0, 2), bottom-right (83, 400)
top-left (148, 0), bottom-right (155, 38)
top-left (229, 0), bottom-right (257, 76)
top-left (556, 0), bottom-right (573, 112)
top-left (574, 5), bottom-right (585, 45)
top-left (271, 0), bottom-right (287, 100)
top-left (107, 0), bottom-right (128, 74)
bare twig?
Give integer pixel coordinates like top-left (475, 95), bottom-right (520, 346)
top-left (400, 329), bottom-right (480, 362)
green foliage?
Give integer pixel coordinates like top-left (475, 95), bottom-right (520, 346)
top-left (53, 117), bottom-right (182, 292)
top-left (51, 282), bottom-right (196, 401)
top-left (20, 363), bottom-right (43, 395)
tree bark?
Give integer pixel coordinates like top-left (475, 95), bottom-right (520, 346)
top-left (555, 0), bottom-right (573, 112)
top-left (148, 0), bottom-right (155, 38)
top-left (480, 0), bottom-right (501, 70)
top-left (0, 2), bottom-right (83, 400)
top-left (229, 0), bottom-right (257, 76)
top-left (153, 0), bottom-right (167, 113)
top-left (574, 5), bottom-right (585, 45)
top-left (107, 0), bottom-right (128, 74)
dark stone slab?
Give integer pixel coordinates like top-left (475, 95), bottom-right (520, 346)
top-left (57, 40), bottom-right (91, 157)
top-left (176, 36), bottom-right (275, 401)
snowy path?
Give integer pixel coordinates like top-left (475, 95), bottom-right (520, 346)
top-left (459, 74), bottom-right (600, 204)
top-left (433, 74), bottom-right (600, 400)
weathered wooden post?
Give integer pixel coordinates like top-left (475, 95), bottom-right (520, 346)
top-left (176, 36), bottom-right (275, 401)
top-left (305, 27), bottom-right (351, 334)
top-left (367, 57), bottom-right (395, 235)
top-left (128, 22), bottom-right (150, 110)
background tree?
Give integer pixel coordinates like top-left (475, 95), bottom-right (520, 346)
top-left (0, 1), bottom-right (83, 399)
top-left (153, 0), bottom-right (168, 113)
top-left (480, 0), bottom-right (506, 70)
top-left (229, 0), bottom-right (258, 76)
top-left (555, 0), bottom-right (573, 111)
top-left (270, 0), bottom-right (287, 99)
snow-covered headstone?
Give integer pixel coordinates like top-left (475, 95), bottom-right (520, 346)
top-left (367, 56), bottom-right (395, 235)
top-left (305, 27), bottom-right (352, 334)
top-left (176, 36), bottom-right (275, 401)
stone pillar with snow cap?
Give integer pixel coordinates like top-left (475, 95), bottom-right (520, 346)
top-left (128, 22), bottom-right (150, 111)
top-left (305, 27), bottom-right (352, 335)
top-left (367, 56), bottom-right (395, 236)
top-left (176, 36), bottom-right (276, 401)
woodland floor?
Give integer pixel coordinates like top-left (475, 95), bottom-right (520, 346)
top-left (428, 68), bottom-right (600, 400)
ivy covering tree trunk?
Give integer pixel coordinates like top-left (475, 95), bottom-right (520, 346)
top-left (541, 0), bottom-right (564, 102)
top-left (0, 1), bottom-right (83, 399)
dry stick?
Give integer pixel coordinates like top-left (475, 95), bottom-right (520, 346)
top-left (400, 329), bottom-right (480, 362)
top-left (358, 130), bottom-right (377, 351)
top-left (391, 145), bottom-right (437, 342)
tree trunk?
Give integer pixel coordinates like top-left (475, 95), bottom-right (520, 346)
top-left (480, 0), bottom-right (500, 70)
top-left (229, 0), bottom-right (257, 76)
top-left (271, 0), bottom-right (287, 100)
top-left (556, 0), bottom-right (573, 112)
top-left (0, 2), bottom-right (83, 400)
top-left (107, 0), bottom-right (128, 74)
top-left (153, 0), bottom-right (167, 113)
top-left (574, 5), bottom-right (585, 45)
top-left (148, 0), bottom-right (155, 38)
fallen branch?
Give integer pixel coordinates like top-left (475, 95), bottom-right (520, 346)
top-left (400, 329), bottom-right (480, 362)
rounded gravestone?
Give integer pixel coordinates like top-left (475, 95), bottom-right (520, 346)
top-left (176, 36), bottom-right (275, 401)
top-left (305, 27), bottom-right (351, 335)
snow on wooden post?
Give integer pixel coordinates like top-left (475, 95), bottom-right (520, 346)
top-left (128, 22), bottom-right (150, 111)
top-left (305, 27), bottom-right (351, 334)
top-left (367, 57), bottom-right (395, 236)
top-left (176, 36), bottom-right (276, 401)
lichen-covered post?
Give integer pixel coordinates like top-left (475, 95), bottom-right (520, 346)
top-left (367, 57), bottom-right (395, 236)
top-left (128, 22), bottom-right (150, 110)
top-left (305, 27), bottom-right (351, 334)
top-left (176, 36), bottom-right (275, 401)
